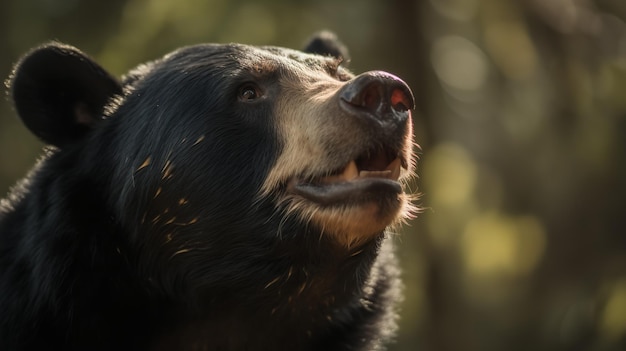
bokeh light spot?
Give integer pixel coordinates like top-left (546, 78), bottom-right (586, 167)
top-left (600, 279), bottom-right (626, 340)
top-left (461, 212), bottom-right (546, 276)
top-left (431, 36), bottom-right (488, 92)
top-left (484, 21), bottom-right (537, 80)
top-left (423, 142), bottom-right (477, 208)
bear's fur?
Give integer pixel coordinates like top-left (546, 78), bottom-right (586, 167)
top-left (0, 33), bottom-right (416, 350)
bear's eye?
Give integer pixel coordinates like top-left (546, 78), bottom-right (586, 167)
top-left (238, 84), bottom-right (261, 101)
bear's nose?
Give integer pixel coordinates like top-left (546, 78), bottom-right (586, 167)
top-left (339, 71), bottom-right (414, 123)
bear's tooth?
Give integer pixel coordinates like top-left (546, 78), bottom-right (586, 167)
top-left (343, 161), bottom-right (359, 180)
top-left (387, 158), bottom-right (402, 180)
top-left (390, 165), bottom-right (401, 180)
top-left (320, 161), bottom-right (359, 184)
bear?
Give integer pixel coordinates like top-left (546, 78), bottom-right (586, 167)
top-left (0, 32), bottom-right (416, 351)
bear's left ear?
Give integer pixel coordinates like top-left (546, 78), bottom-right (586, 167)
top-left (303, 31), bottom-right (350, 62)
top-left (8, 42), bottom-right (122, 147)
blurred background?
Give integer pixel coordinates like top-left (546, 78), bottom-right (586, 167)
top-left (1, 0), bottom-right (626, 350)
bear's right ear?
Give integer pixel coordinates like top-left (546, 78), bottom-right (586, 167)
top-left (303, 31), bottom-right (351, 62)
top-left (8, 42), bottom-right (122, 147)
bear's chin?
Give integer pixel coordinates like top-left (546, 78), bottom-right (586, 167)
top-left (284, 178), bottom-right (411, 248)
top-left (275, 147), bottom-right (414, 248)
top-left (287, 194), bottom-right (410, 249)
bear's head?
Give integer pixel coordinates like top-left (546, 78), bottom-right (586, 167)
top-left (7, 33), bottom-right (416, 326)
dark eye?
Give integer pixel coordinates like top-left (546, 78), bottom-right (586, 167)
top-left (238, 84), bottom-right (261, 101)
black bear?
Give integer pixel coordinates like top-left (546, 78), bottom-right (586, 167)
top-left (0, 32), bottom-right (416, 350)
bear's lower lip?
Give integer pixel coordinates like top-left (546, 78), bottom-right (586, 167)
top-left (290, 178), bottom-right (403, 206)
top-left (288, 157), bottom-right (404, 205)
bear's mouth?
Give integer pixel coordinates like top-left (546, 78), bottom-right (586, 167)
top-left (288, 146), bottom-right (406, 205)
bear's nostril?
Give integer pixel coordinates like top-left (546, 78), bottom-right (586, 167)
top-left (340, 81), bottom-right (382, 113)
top-left (340, 71), bottom-right (414, 121)
top-left (390, 88), bottom-right (411, 113)
top-left (360, 84), bottom-right (382, 112)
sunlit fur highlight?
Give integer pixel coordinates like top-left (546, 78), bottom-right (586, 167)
top-left (260, 67), bottom-right (418, 247)
top-left (261, 77), bottom-right (346, 195)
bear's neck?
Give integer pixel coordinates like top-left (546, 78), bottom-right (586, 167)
top-left (151, 236), bottom-right (387, 351)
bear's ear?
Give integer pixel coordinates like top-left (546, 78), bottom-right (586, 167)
top-left (8, 42), bottom-right (122, 147)
top-left (303, 31), bottom-right (350, 62)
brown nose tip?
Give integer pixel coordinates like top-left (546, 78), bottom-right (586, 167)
top-left (340, 71), bottom-right (415, 121)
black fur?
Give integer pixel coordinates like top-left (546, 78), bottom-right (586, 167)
top-left (0, 34), bottom-right (403, 350)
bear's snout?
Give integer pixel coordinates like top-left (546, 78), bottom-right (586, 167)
top-left (339, 71), bottom-right (414, 127)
